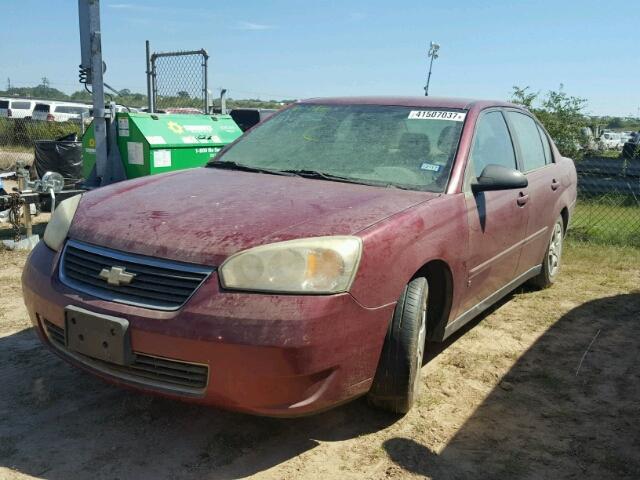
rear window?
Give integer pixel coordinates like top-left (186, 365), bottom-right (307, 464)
top-left (11, 101), bottom-right (31, 109)
top-left (54, 105), bottom-right (89, 114)
top-left (505, 111), bottom-right (547, 172)
top-left (0, 101), bottom-right (9, 109)
top-left (34, 104), bottom-right (50, 112)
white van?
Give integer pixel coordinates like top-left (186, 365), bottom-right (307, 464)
top-left (32, 102), bottom-right (91, 123)
top-left (0, 99), bottom-right (37, 119)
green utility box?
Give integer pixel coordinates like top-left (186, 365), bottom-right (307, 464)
top-left (82, 112), bottom-right (243, 179)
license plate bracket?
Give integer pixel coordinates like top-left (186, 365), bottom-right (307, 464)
top-left (64, 305), bottom-right (134, 366)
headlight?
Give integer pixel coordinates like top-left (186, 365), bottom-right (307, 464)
top-left (43, 194), bottom-right (82, 251)
top-left (219, 236), bottom-right (362, 294)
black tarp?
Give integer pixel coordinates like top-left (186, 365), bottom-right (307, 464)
top-left (33, 134), bottom-right (83, 186)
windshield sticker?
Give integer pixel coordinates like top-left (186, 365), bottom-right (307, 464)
top-left (408, 110), bottom-right (466, 121)
top-left (420, 163), bottom-right (441, 172)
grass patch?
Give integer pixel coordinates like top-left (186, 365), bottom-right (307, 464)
top-left (569, 200), bottom-right (640, 247)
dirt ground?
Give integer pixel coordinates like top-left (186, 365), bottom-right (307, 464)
top-left (0, 240), bottom-right (639, 480)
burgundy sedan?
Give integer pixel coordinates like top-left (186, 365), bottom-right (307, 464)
top-left (22, 97), bottom-right (576, 416)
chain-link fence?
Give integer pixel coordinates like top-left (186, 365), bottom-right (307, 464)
top-left (150, 49), bottom-right (209, 112)
top-left (569, 153), bottom-right (640, 248)
top-left (0, 116), bottom-right (83, 173)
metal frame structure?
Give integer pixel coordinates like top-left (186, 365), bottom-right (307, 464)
top-left (424, 41), bottom-right (440, 97)
top-left (146, 44), bottom-right (210, 114)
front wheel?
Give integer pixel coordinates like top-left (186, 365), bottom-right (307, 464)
top-left (529, 216), bottom-right (564, 289)
top-left (367, 277), bottom-right (428, 414)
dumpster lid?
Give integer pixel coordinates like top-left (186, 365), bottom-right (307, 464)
top-left (117, 113), bottom-right (242, 148)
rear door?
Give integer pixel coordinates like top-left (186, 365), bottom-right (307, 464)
top-left (0, 100), bottom-right (9, 117)
top-left (504, 110), bottom-right (562, 274)
top-left (32, 103), bottom-right (51, 121)
top-left (9, 100), bottom-right (34, 119)
top-left (461, 109), bottom-right (529, 312)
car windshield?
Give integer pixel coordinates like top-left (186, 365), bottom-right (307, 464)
top-left (210, 103), bottom-right (465, 192)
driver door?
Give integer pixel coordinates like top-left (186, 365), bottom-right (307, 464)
top-left (461, 110), bottom-right (529, 313)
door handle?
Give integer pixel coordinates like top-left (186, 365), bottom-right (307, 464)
top-left (517, 192), bottom-right (529, 207)
top-left (551, 179), bottom-right (560, 191)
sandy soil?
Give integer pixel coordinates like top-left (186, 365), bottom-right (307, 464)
top-left (0, 242), bottom-right (639, 480)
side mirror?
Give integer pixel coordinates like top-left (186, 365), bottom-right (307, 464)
top-left (471, 164), bottom-right (528, 193)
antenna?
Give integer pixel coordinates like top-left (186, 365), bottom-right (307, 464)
top-left (424, 41), bottom-right (440, 97)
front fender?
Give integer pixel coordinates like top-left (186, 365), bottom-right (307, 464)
top-left (350, 194), bottom-right (468, 321)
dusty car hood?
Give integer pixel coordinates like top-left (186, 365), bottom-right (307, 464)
top-left (69, 168), bottom-right (437, 266)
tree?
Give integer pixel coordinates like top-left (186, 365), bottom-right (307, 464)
top-left (177, 91), bottom-right (190, 99)
top-left (607, 117), bottom-right (624, 129)
top-left (510, 85), bottom-right (588, 159)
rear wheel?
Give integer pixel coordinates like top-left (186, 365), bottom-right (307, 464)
top-left (368, 277), bottom-right (428, 414)
top-left (529, 216), bottom-right (564, 289)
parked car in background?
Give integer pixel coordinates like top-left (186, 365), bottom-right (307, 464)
top-left (0, 99), bottom-right (37, 119)
top-left (620, 132), bottom-right (633, 144)
top-left (0, 99), bottom-right (9, 117)
top-left (23, 96), bottom-right (577, 416)
top-left (599, 131), bottom-right (623, 150)
top-left (163, 107), bottom-right (203, 115)
top-left (32, 102), bottom-right (91, 123)
top-left (229, 108), bottom-right (278, 132)
top-left (622, 131), bottom-right (640, 159)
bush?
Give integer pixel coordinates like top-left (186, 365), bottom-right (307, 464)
top-left (0, 117), bottom-right (83, 148)
top-left (510, 85), bottom-right (588, 160)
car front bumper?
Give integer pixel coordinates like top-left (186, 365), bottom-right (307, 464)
top-left (22, 241), bottom-right (394, 416)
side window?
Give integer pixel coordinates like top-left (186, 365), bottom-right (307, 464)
top-left (506, 112), bottom-right (546, 171)
top-left (536, 124), bottom-right (553, 164)
top-left (469, 111), bottom-right (517, 178)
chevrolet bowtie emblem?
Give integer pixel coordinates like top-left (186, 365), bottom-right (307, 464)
top-left (99, 266), bottom-right (136, 286)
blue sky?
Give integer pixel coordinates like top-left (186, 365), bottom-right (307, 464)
top-left (0, 0), bottom-right (637, 116)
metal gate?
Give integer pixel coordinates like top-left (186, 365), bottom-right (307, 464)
top-left (147, 46), bottom-right (209, 113)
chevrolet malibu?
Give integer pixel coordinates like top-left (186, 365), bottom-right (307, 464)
top-left (22, 97), bottom-right (577, 416)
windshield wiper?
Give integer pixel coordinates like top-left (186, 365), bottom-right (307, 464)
top-left (280, 169), bottom-right (383, 186)
top-left (207, 161), bottom-right (296, 177)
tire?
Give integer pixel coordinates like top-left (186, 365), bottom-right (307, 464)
top-left (367, 277), bottom-right (428, 414)
top-left (529, 216), bottom-right (564, 289)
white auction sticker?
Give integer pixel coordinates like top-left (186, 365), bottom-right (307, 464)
top-left (153, 149), bottom-right (172, 168)
top-left (408, 110), bottom-right (466, 121)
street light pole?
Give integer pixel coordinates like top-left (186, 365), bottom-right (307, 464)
top-left (424, 41), bottom-right (440, 97)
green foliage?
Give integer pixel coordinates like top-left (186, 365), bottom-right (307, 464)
top-left (0, 84), bottom-right (293, 111)
top-left (601, 116), bottom-right (640, 131)
top-left (0, 118), bottom-right (82, 148)
top-left (570, 200), bottom-right (640, 248)
top-left (510, 85), bottom-right (588, 159)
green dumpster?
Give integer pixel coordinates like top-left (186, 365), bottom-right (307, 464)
top-left (82, 112), bottom-right (242, 179)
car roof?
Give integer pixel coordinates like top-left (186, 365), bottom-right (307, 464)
top-left (298, 96), bottom-right (519, 110)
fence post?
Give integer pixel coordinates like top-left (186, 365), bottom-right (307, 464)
top-left (146, 40), bottom-right (154, 113)
top-left (203, 50), bottom-right (209, 114)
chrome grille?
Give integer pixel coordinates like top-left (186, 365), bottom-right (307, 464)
top-left (59, 240), bottom-right (213, 310)
top-left (43, 319), bottom-right (208, 393)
